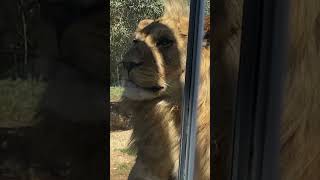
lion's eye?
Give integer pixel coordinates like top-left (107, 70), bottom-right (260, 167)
top-left (156, 38), bottom-right (174, 47)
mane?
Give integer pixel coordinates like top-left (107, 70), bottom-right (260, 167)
top-left (162, 0), bottom-right (189, 19)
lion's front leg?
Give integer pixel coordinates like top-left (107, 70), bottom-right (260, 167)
top-left (128, 155), bottom-right (174, 180)
top-left (128, 157), bottom-right (160, 180)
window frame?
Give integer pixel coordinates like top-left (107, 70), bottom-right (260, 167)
top-left (178, 0), bottom-right (206, 179)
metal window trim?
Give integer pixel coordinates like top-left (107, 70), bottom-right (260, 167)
top-left (178, 0), bottom-right (206, 180)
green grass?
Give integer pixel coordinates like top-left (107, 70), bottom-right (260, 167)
top-left (110, 86), bottom-right (124, 102)
top-left (117, 163), bottom-right (130, 174)
top-left (0, 78), bottom-right (46, 127)
top-left (116, 147), bottom-right (137, 156)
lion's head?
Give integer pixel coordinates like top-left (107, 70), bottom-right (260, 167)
top-left (121, 6), bottom-right (210, 102)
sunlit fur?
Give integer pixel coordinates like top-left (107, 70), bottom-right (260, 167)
top-left (214, 0), bottom-right (320, 180)
top-left (120, 0), bottom-right (210, 179)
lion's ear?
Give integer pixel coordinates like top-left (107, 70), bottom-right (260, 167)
top-left (203, 16), bottom-right (210, 47)
top-left (137, 19), bottom-right (154, 30)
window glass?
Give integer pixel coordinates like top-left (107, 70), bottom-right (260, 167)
top-left (110, 0), bottom-right (210, 179)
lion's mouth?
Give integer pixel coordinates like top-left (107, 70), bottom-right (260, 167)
top-left (124, 80), bottom-right (164, 92)
top-left (147, 86), bottom-right (164, 92)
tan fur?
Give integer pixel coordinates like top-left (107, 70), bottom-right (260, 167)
top-left (280, 1), bottom-right (320, 179)
top-left (163, 0), bottom-right (189, 20)
top-left (214, 0), bottom-right (320, 180)
top-left (120, 0), bottom-right (210, 179)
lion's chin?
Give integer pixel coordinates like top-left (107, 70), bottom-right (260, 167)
top-left (122, 81), bottom-right (161, 101)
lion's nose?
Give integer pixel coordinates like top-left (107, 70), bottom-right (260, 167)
top-left (122, 61), bottom-right (143, 73)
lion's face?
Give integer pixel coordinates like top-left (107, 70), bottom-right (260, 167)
top-left (121, 17), bottom-right (189, 101)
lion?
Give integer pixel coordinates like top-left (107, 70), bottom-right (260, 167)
top-left (119, 0), bottom-right (210, 179)
top-left (213, 0), bottom-right (320, 180)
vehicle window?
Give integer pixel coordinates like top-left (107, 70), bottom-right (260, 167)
top-left (110, 0), bottom-right (210, 179)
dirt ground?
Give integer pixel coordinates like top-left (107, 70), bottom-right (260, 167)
top-left (110, 130), bottom-right (136, 180)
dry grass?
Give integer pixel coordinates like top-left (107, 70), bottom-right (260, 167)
top-left (110, 86), bottom-right (135, 179)
top-left (110, 130), bottom-right (136, 180)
